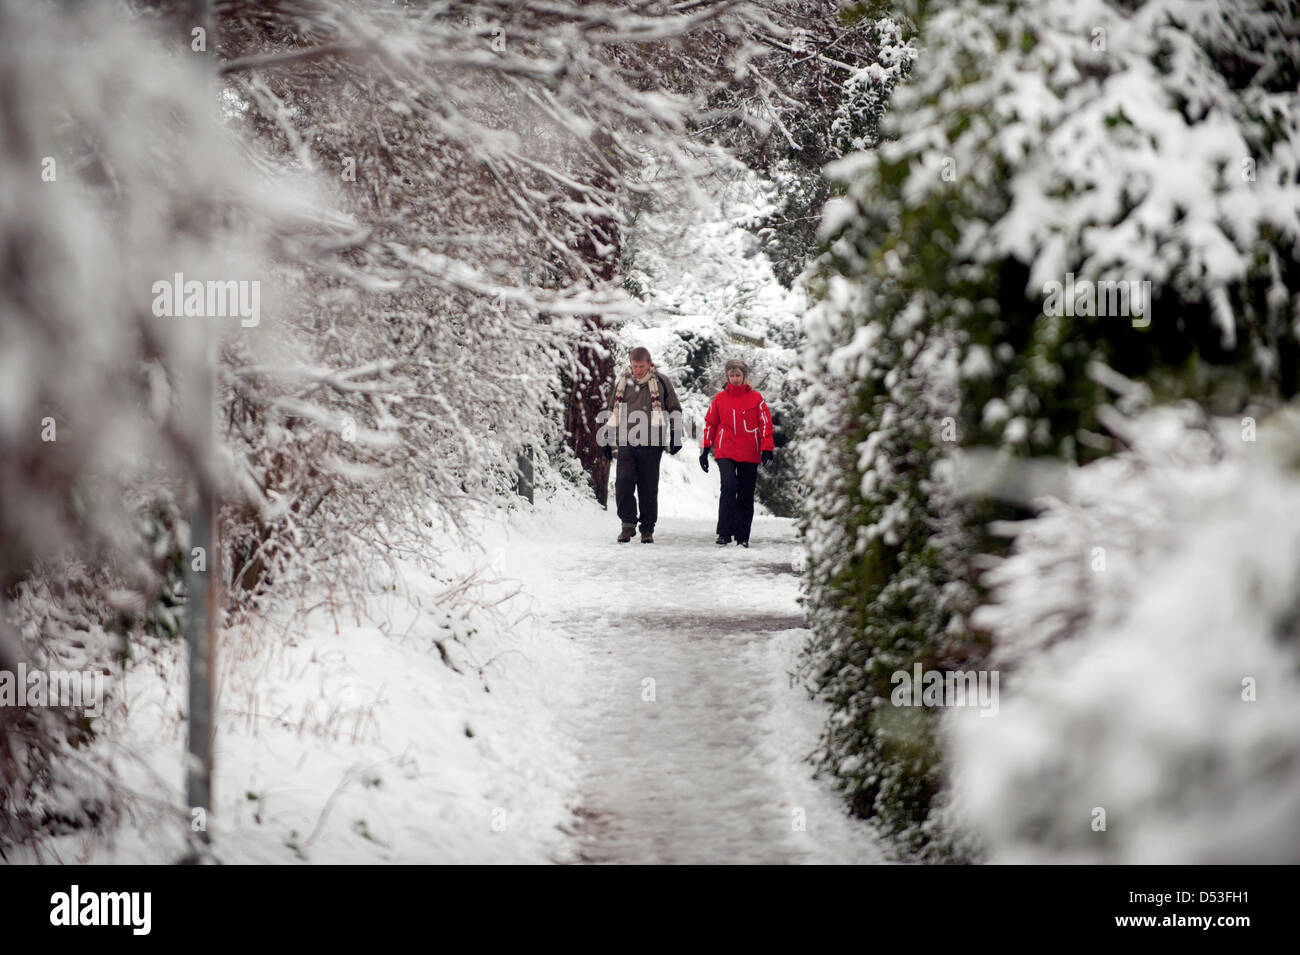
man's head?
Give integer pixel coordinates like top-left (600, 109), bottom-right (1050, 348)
top-left (629, 346), bottom-right (652, 379)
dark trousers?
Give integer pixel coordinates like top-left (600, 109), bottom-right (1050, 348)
top-left (615, 446), bottom-right (663, 532)
top-left (716, 458), bottom-right (758, 543)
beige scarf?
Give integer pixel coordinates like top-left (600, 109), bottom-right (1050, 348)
top-left (608, 365), bottom-right (664, 433)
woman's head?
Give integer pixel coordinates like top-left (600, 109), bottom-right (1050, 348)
top-left (724, 359), bottom-right (749, 387)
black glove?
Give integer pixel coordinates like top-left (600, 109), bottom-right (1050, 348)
top-left (668, 440), bottom-right (681, 456)
top-left (602, 444), bottom-right (612, 462)
top-left (761, 450), bottom-right (775, 470)
top-left (699, 449), bottom-right (710, 473)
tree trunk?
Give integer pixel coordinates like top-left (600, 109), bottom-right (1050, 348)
top-left (566, 129), bottom-right (620, 506)
top-left (566, 330), bottom-right (614, 505)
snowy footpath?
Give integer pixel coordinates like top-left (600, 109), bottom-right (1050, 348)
top-left (10, 463), bottom-right (884, 865)
top-left (491, 500), bottom-right (887, 864)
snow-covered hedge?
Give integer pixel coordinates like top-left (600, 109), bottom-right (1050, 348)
top-left (944, 404), bottom-right (1300, 862)
top-left (797, 0), bottom-right (1300, 858)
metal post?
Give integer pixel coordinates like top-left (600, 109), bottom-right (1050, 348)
top-left (182, 0), bottom-right (217, 861)
top-left (184, 340), bottom-right (217, 858)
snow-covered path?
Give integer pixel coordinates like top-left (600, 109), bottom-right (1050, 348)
top-left (8, 470), bottom-right (886, 865)
top-left (490, 503), bottom-right (886, 864)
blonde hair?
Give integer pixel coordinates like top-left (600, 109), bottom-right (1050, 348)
top-left (724, 359), bottom-right (749, 383)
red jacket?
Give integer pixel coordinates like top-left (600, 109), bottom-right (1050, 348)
top-left (702, 383), bottom-right (774, 463)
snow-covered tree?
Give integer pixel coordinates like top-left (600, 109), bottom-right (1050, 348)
top-left (659, 2), bottom-right (919, 287)
top-left (618, 1), bottom-right (921, 514)
top-left (0, 0), bottom-right (316, 847)
top-left (3, 0), bottom-right (823, 852)
top-left (210, 0), bottom-right (737, 545)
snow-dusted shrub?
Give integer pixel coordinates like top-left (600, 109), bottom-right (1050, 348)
top-left (944, 404), bottom-right (1300, 862)
top-left (864, 0), bottom-right (1300, 458)
top-left (675, 5), bottom-right (918, 288)
top-left (798, 0), bottom-right (1300, 857)
top-left (796, 268), bottom-right (981, 859)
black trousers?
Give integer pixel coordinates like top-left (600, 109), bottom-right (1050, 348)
top-left (716, 458), bottom-right (758, 543)
top-left (615, 446), bottom-right (663, 532)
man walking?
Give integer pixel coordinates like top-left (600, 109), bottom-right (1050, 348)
top-left (600, 346), bottom-right (683, 543)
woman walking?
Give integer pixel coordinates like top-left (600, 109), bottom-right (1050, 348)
top-left (699, 359), bottom-right (775, 547)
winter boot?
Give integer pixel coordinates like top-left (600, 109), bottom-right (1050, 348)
top-left (641, 530), bottom-right (654, 544)
top-left (618, 524), bottom-right (636, 543)
top-left (715, 535), bottom-right (729, 546)
top-left (737, 540), bottom-right (749, 548)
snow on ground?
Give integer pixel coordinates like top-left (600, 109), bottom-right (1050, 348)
top-left (13, 513), bottom-right (586, 865)
top-left (486, 465), bottom-right (884, 863)
top-left (11, 461), bottom-right (883, 864)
